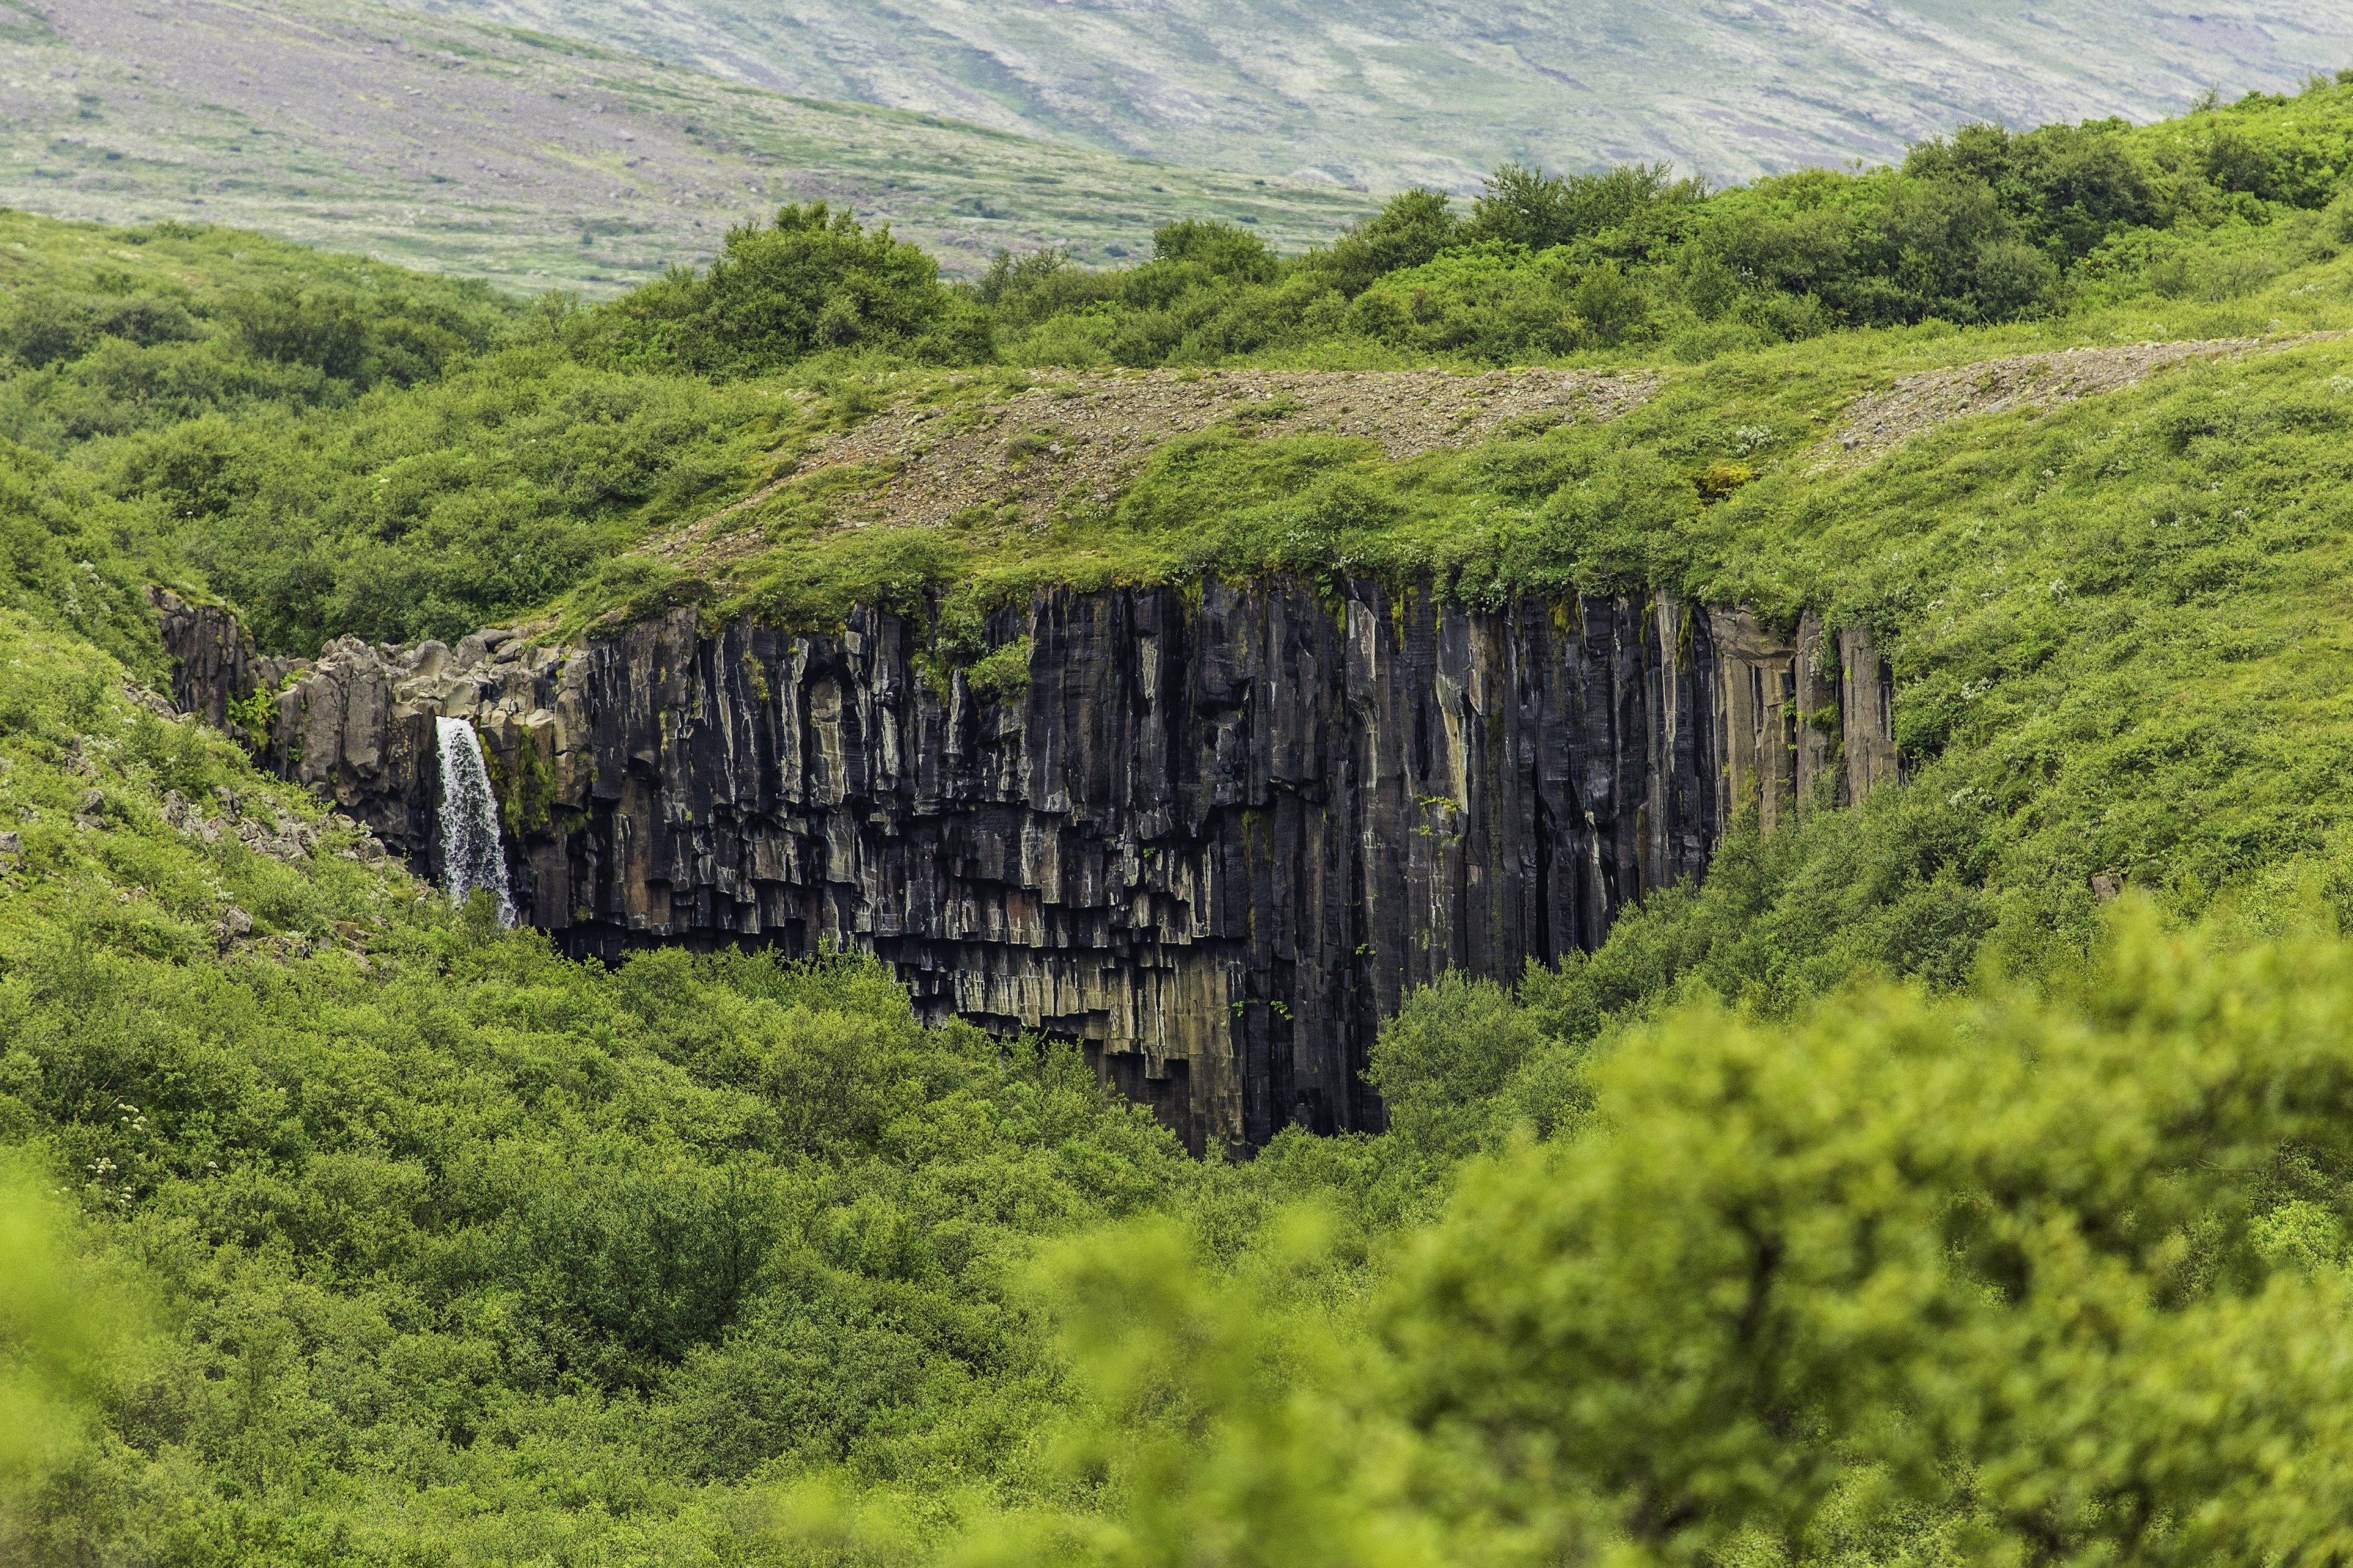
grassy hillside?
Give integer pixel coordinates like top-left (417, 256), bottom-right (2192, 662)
top-left (17, 81), bottom-right (2353, 1567)
top-left (403, 0), bottom-right (2353, 190)
top-left (0, 0), bottom-right (1377, 291)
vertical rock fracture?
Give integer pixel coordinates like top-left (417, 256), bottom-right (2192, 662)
top-left (153, 581), bottom-right (1898, 1157)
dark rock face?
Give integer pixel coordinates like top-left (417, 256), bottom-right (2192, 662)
top-left (147, 588), bottom-right (306, 734)
top-left (156, 579), bottom-right (1897, 1157)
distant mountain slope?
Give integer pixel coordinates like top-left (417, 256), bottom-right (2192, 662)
top-left (390, 0), bottom-right (2353, 190)
top-left (0, 0), bottom-right (1376, 291)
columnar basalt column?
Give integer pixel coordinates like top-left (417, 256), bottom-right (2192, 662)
top-left (157, 580), bottom-right (1901, 1156)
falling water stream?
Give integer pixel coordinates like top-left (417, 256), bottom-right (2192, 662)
top-left (435, 717), bottom-right (515, 928)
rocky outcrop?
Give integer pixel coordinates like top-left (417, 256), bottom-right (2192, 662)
top-left (146, 589), bottom-right (305, 735)
top-left (156, 580), bottom-right (1900, 1157)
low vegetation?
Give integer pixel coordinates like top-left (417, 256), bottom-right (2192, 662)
top-left (10, 78), bottom-right (2353, 1567)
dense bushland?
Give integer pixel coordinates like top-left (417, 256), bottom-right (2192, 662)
top-left (0, 217), bottom-right (793, 650)
top-left (13, 75), bottom-right (2353, 1568)
top-left (0, 609), bottom-right (1208, 1560)
top-left (14, 578), bottom-right (2353, 1562)
top-left (972, 77), bottom-right (2353, 369)
top-left (1019, 916), bottom-right (2353, 1567)
top-left (570, 203), bottom-right (996, 379)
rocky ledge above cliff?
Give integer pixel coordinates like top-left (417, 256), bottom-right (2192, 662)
top-left (154, 581), bottom-right (1899, 1157)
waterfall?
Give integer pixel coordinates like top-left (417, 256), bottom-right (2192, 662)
top-left (435, 717), bottom-right (515, 928)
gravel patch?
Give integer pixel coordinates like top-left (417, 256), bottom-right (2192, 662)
top-left (1823, 334), bottom-right (2345, 466)
top-left (652, 365), bottom-right (1657, 569)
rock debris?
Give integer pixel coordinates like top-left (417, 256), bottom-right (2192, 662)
top-left (1825, 334), bottom-right (2346, 466)
top-left (651, 365), bottom-right (1660, 572)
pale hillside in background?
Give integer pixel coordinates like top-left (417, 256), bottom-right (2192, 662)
top-left (0, 0), bottom-right (1376, 291)
top-left (392, 0), bottom-right (2353, 190)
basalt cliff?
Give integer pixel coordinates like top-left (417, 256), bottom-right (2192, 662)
top-left (153, 581), bottom-right (1898, 1158)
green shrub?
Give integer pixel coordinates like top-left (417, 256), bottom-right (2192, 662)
top-left (1376, 914), bottom-right (2353, 1564)
top-left (1464, 160), bottom-right (1706, 253)
top-left (1305, 188), bottom-right (1463, 298)
top-left (572, 203), bottom-right (994, 378)
top-left (964, 635), bottom-right (1033, 704)
top-left (995, 918), bottom-right (2353, 1568)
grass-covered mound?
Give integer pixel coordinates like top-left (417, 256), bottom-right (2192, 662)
top-left (10, 79), bottom-right (2353, 654)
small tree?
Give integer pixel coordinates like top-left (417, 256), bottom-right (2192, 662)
top-left (1151, 219), bottom-right (1279, 283)
top-left (576, 203), bottom-right (992, 376)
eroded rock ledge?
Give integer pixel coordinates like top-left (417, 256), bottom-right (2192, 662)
top-left (152, 582), bottom-right (1898, 1157)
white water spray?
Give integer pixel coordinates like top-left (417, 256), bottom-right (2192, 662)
top-left (436, 717), bottom-right (515, 927)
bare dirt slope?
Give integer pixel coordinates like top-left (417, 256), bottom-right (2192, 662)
top-left (645, 335), bottom-right (2345, 583)
top-left (1826, 334), bottom-right (2346, 465)
top-left (646, 366), bottom-right (1660, 572)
